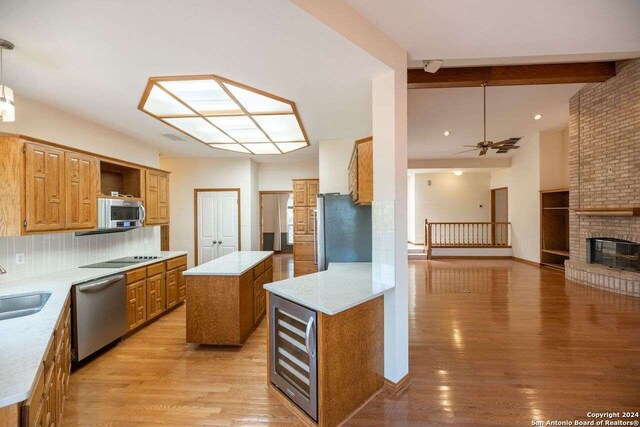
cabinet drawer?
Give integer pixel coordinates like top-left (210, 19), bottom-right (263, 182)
top-left (294, 233), bottom-right (314, 242)
top-left (264, 256), bottom-right (272, 270)
top-left (294, 242), bottom-right (315, 261)
top-left (253, 261), bottom-right (265, 280)
top-left (43, 336), bottom-right (55, 383)
top-left (126, 267), bottom-right (146, 284)
top-left (146, 262), bottom-right (165, 277)
top-left (165, 255), bottom-right (187, 271)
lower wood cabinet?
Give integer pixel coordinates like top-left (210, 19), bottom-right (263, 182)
top-left (21, 294), bottom-right (71, 427)
top-left (124, 255), bottom-right (187, 331)
top-left (126, 279), bottom-right (146, 330)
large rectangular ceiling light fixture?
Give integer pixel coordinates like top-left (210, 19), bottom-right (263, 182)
top-left (139, 75), bottom-right (310, 155)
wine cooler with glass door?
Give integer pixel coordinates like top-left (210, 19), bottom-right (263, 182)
top-left (269, 293), bottom-right (318, 421)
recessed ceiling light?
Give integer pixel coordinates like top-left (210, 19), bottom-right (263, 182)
top-left (443, 130), bottom-right (451, 136)
top-left (139, 75), bottom-right (310, 155)
top-left (453, 170), bottom-right (463, 176)
top-left (534, 114), bottom-right (543, 120)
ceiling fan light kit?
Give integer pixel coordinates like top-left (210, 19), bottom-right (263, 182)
top-left (454, 82), bottom-right (521, 157)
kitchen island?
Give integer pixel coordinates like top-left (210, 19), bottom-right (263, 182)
top-left (183, 251), bottom-right (274, 345)
top-left (263, 262), bottom-right (394, 426)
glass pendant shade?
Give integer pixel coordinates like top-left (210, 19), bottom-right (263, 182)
top-left (0, 85), bottom-right (15, 122)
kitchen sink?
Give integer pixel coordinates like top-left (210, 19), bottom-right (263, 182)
top-left (0, 291), bottom-right (51, 321)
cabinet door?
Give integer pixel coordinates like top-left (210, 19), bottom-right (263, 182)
top-left (65, 151), bottom-right (98, 230)
top-left (356, 139), bottom-right (373, 204)
top-left (307, 181), bottom-right (318, 206)
top-left (127, 280), bottom-right (146, 330)
top-left (294, 207), bottom-right (307, 234)
top-left (166, 268), bottom-right (178, 309)
top-left (146, 274), bottom-right (163, 320)
top-left (25, 143), bottom-right (66, 232)
top-left (145, 170), bottom-right (159, 224)
top-left (145, 170), bottom-right (169, 225)
top-left (293, 181), bottom-right (307, 206)
top-left (178, 265), bottom-right (187, 302)
top-left (306, 207), bottom-right (316, 235)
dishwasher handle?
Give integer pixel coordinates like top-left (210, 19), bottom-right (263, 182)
top-left (77, 275), bottom-right (124, 293)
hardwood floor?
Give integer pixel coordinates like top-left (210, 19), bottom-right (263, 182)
top-left (62, 256), bottom-right (640, 426)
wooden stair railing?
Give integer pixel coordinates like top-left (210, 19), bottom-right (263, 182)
top-left (424, 220), bottom-right (511, 259)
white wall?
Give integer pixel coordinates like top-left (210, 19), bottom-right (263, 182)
top-left (412, 172), bottom-right (491, 244)
top-left (258, 162), bottom-right (318, 191)
top-left (490, 133), bottom-right (541, 263)
top-left (318, 139), bottom-right (354, 193)
top-left (160, 157), bottom-right (257, 267)
top-left (0, 96), bottom-right (162, 284)
top-left (540, 129), bottom-right (569, 190)
top-left (407, 174), bottom-right (416, 243)
top-left (0, 95), bottom-right (160, 167)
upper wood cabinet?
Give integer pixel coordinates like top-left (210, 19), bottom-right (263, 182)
top-left (24, 142), bottom-right (66, 232)
top-left (292, 178), bottom-right (319, 277)
top-left (145, 169), bottom-right (170, 225)
top-left (65, 152), bottom-right (99, 230)
top-left (348, 136), bottom-right (373, 205)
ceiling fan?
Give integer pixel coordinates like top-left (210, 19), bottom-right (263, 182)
top-left (455, 82), bottom-right (521, 156)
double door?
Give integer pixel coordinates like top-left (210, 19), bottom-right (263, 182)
top-left (197, 190), bottom-right (239, 265)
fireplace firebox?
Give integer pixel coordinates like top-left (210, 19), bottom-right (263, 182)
top-left (587, 238), bottom-right (640, 272)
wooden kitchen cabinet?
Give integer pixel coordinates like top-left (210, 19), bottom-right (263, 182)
top-left (348, 136), bottom-right (373, 205)
top-left (178, 264), bottom-right (187, 302)
top-left (126, 279), bottom-right (147, 331)
top-left (24, 142), bottom-right (66, 232)
top-left (20, 295), bottom-right (71, 427)
top-left (145, 169), bottom-right (170, 225)
top-left (65, 151), bottom-right (99, 230)
top-left (292, 179), bottom-right (319, 277)
top-left (0, 134), bottom-right (171, 236)
top-left (146, 272), bottom-right (166, 321)
top-left (166, 268), bottom-right (179, 309)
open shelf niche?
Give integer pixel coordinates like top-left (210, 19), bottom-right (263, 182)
top-left (99, 161), bottom-right (144, 199)
top-left (540, 189), bottom-right (570, 270)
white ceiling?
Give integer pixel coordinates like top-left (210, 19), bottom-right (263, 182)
top-left (347, 0), bottom-right (640, 64)
top-left (408, 84), bottom-right (583, 159)
top-left (0, 0), bottom-right (388, 162)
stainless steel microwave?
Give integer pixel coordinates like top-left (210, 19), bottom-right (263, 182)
top-left (97, 198), bottom-right (145, 231)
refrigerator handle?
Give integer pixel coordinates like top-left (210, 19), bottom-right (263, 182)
top-left (312, 209), bottom-right (317, 265)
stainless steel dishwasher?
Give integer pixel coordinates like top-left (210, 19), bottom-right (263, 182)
top-left (72, 274), bottom-right (127, 362)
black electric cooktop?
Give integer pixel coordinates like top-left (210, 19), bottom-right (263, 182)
top-left (80, 255), bottom-right (162, 269)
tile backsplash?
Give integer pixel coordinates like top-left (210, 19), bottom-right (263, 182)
top-left (0, 227), bottom-right (160, 284)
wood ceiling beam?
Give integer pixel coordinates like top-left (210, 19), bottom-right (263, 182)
top-left (407, 62), bottom-right (616, 89)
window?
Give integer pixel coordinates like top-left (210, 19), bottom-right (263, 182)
top-left (287, 195), bottom-right (294, 245)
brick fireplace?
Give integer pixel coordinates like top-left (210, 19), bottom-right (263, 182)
top-left (566, 59), bottom-right (640, 297)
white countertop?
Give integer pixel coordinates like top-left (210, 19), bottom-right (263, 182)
top-left (183, 251), bottom-right (273, 276)
top-left (263, 263), bottom-right (394, 315)
top-left (0, 251), bottom-right (187, 408)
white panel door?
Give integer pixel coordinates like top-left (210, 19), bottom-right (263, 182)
top-left (197, 191), bottom-right (239, 265)
top-left (218, 192), bottom-right (239, 256)
top-left (198, 192), bottom-right (219, 264)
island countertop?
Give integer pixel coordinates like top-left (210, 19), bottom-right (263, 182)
top-left (263, 262), bottom-right (394, 315)
top-left (183, 251), bottom-right (274, 276)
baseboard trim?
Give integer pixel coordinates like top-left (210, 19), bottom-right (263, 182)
top-left (384, 374), bottom-right (411, 397)
top-left (511, 256), bottom-right (540, 267)
top-left (431, 256), bottom-right (512, 260)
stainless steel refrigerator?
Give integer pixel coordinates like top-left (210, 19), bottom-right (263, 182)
top-left (316, 194), bottom-right (372, 271)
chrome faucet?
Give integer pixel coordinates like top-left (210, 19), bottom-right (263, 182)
top-left (0, 265), bottom-right (6, 274)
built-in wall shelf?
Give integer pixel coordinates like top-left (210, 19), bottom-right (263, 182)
top-left (540, 189), bottom-right (570, 270)
top-left (574, 208), bottom-right (640, 217)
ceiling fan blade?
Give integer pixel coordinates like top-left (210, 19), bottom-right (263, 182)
top-left (462, 145), bottom-right (481, 148)
top-left (453, 149), bottom-right (479, 155)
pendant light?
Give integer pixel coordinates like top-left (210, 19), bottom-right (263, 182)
top-left (0, 38), bottom-right (15, 123)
